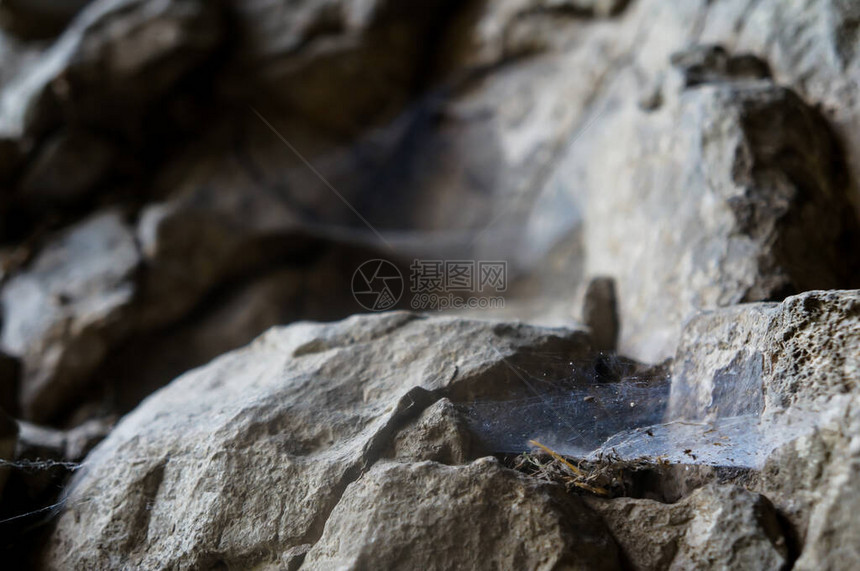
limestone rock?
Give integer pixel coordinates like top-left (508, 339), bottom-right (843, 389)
top-left (669, 289), bottom-right (860, 420)
top-left (753, 395), bottom-right (860, 570)
top-left (665, 289), bottom-right (860, 566)
top-left (587, 484), bottom-right (788, 570)
top-left (41, 313), bottom-right (594, 568)
top-left (0, 210), bottom-right (140, 420)
top-left (582, 77), bottom-right (857, 362)
top-left (303, 459), bottom-right (620, 570)
top-left (387, 398), bottom-right (477, 464)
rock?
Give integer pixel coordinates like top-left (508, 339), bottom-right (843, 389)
top-left (664, 289), bottom-right (860, 566)
top-left (222, 0), bottom-right (457, 136)
top-left (712, 0), bottom-right (860, 215)
top-left (586, 484), bottom-right (788, 570)
top-left (0, 210), bottom-right (140, 421)
top-left (41, 313), bottom-right (594, 568)
top-left (0, 352), bottom-right (20, 417)
top-left (669, 44), bottom-right (770, 87)
top-left (0, 407), bottom-right (18, 500)
top-left (581, 276), bottom-right (618, 352)
top-left (0, 0), bottom-right (223, 141)
top-left (16, 129), bottom-right (114, 205)
top-left (669, 289), bottom-right (860, 420)
top-left (387, 398), bottom-right (478, 464)
top-left (765, 399), bottom-right (860, 571)
top-left (303, 459), bottom-right (620, 570)
top-left (582, 76), bottom-right (858, 362)
top-left (0, 0), bottom-right (92, 39)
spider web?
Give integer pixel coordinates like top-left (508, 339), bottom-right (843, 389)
top-left (462, 349), bottom-right (817, 468)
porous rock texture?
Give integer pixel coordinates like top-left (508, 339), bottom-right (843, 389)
top-left (669, 289), bottom-right (860, 419)
top-left (668, 289), bottom-right (860, 567)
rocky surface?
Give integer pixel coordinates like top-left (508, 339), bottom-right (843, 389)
top-left (669, 289), bottom-right (860, 419)
top-left (304, 459), bottom-right (620, 570)
top-left (0, 211), bottom-right (139, 421)
top-left (40, 314), bottom-right (599, 568)
top-left (0, 0), bottom-right (857, 569)
top-left (665, 289), bottom-right (860, 566)
top-left (586, 484), bottom-right (788, 570)
top-left (580, 67), bottom-right (857, 363)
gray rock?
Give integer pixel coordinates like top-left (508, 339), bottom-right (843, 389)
top-left (0, 210), bottom-right (140, 420)
top-left (582, 276), bottom-right (619, 352)
top-left (303, 459), bottom-right (620, 570)
top-left (669, 289), bottom-right (860, 420)
top-left (41, 313), bottom-right (594, 568)
top-left (587, 484), bottom-right (788, 570)
top-left (713, 0), bottom-right (860, 216)
top-left (583, 78), bottom-right (856, 362)
top-left (0, 0), bottom-right (223, 141)
top-left (387, 398), bottom-right (478, 464)
top-left (761, 398), bottom-right (860, 571)
top-left (665, 289), bottom-right (860, 567)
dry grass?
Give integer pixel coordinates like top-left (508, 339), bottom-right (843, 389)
top-left (511, 439), bottom-right (669, 497)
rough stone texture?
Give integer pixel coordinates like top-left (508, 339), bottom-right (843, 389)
top-left (303, 459), bottom-right (620, 570)
top-left (586, 484), bottom-right (788, 570)
top-left (581, 77), bottom-right (856, 363)
top-left (0, 1), bottom-right (858, 567)
top-left (669, 289), bottom-right (860, 420)
top-left (664, 289), bottom-right (860, 566)
top-left (41, 313), bottom-right (596, 569)
top-left (387, 398), bottom-right (478, 464)
top-left (759, 397), bottom-right (860, 571)
top-left (0, 211), bottom-right (140, 421)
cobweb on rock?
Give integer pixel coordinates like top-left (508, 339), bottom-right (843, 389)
top-left (463, 349), bottom-right (817, 469)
